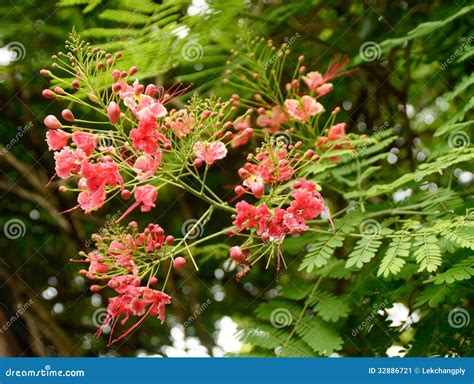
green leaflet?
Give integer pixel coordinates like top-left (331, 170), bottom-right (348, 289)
top-left (413, 235), bottom-right (442, 273)
top-left (426, 256), bottom-right (474, 285)
top-left (346, 237), bottom-right (382, 269)
top-left (307, 291), bottom-right (351, 322)
top-left (378, 233), bottom-right (411, 278)
top-left (299, 234), bottom-right (345, 272)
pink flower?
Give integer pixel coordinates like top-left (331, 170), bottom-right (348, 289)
top-left (72, 131), bottom-right (98, 156)
top-left (256, 106), bottom-right (288, 132)
top-left (285, 96), bottom-right (324, 121)
top-left (136, 224), bottom-right (165, 252)
top-left (108, 240), bottom-right (137, 273)
top-left (107, 101), bottom-right (121, 124)
top-left (243, 175), bottom-right (265, 198)
top-left (130, 113), bottom-right (168, 156)
top-left (231, 117), bottom-right (253, 148)
top-left (44, 115), bottom-right (61, 129)
top-left (327, 123), bottom-right (346, 141)
top-left (133, 154), bottom-right (161, 181)
top-left (166, 109), bottom-right (194, 138)
top-left (78, 187), bottom-right (107, 212)
top-left (54, 148), bottom-right (85, 178)
top-left (234, 201), bottom-right (258, 230)
top-left (96, 281), bottom-right (171, 345)
top-left (193, 141), bottom-right (227, 165)
top-left (81, 159), bottom-right (123, 193)
top-left (302, 71), bottom-right (334, 95)
top-left (46, 129), bottom-right (69, 150)
top-left (134, 185), bottom-right (157, 212)
top-left (87, 252), bottom-right (109, 275)
top-left (121, 80), bottom-right (167, 120)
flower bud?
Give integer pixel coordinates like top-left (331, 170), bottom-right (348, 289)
top-left (165, 235), bottom-right (174, 245)
top-left (129, 65), bottom-right (138, 75)
top-left (112, 82), bottom-right (122, 93)
top-left (149, 277), bottom-right (158, 286)
top-left (44, 115), bottom-right (60, 129)
top-left (121, 189), bottom-right (131, 200)
top-left (200, 110), bottom-right (211, 120)
top-left (71, 80), bottom-right (80, 88)
top-left (107, 101), bottom-right (121, 124)
top-left (54, 87), bottom-right (64, 95)
top-left (39, 69), bottom-right (51, 77)
top-left (42, 89), bottom-right (55, 99)
top-left (112, 70), bottom-right (121, 82)
top-left (173, 257), bottom-right (187, 269)
top-left (90, 285), bottom-right (101, 292)
top-left (234, 185), bottom-right (245, 195)
top-left (61, 109), bottom-right (75, 122)
top-left (230, 246), bottom-right (245, 263)
top-left (145, 84), bottom-right (156, 96)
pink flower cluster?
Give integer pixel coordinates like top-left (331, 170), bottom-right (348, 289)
top-left (234, 178), bottom-right (326, 241)
top-left (96, 275), bottom-right (171, 345)
top-left (81, 222), bottom-right (178, 343)
top-left (236, 143), bottom-right (316, 199)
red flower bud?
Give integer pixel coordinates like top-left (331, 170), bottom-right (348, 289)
top-left (42, 89), bottom-right (55, 99)
top-left (107, 102), bottom-right (121, 124)
top-left (173, 257), bottom-right (187, 269)
top-left (61, 109), bottom-right (75, 122)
